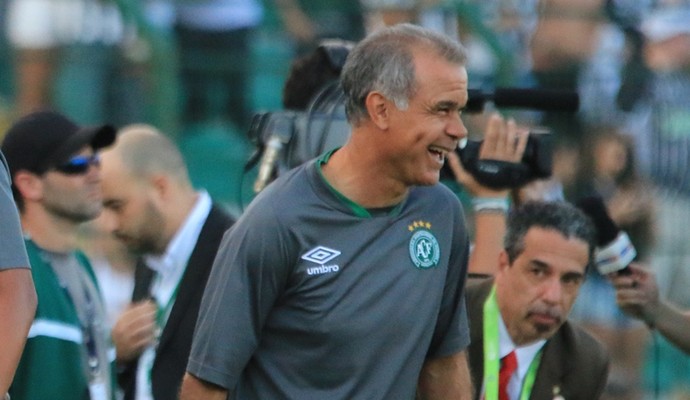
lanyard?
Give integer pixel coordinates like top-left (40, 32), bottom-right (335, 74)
top-left (59, 266), bottom-right (110, 399)
top-left (483, 286), bottom-right (542, 400)
top-left (56, 260), bottom-right (101, 380)
top-left (150, 270), bottom-right (184, 339)
top-left (141, 272), bottom-right (183, 397)
top-left (155, 281), bottom-right (181, 338)
top-left (81, 283), bottom-right (100, 378)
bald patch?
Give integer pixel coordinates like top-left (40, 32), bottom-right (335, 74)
top-left (105, 124), bottom-right (192, 188)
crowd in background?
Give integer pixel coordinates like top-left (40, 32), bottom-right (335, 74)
top-left (2, 0), bottom-right (690, 399)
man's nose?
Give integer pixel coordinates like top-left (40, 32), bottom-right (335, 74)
top-left (446, 112), bottom-right (468, 140)
top-left (541, 278), bottom-right (563, 304)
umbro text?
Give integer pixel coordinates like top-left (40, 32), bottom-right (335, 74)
top-left (307, 265), bottom-right (340, 275)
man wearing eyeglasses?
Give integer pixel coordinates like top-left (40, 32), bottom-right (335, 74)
top-left (1, 110), bottom-right (117, 399)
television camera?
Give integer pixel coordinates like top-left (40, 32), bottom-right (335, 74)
top-left (247, 87), bottom-right (579, 193)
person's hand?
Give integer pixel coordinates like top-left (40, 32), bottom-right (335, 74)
top-left (446, 113), bottom-right (528, 199)
top-left (608, 263), bottom-right (660, 325)
top-left (112, 300), bottom-right (158, 362)
top-left (478, 113), bottom-right (529, 163)
top-left (446, 152), bottom-right (506, 198)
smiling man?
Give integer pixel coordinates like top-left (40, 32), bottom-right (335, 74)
top-left (181, 23), bottom-right (474, 400)
top-left (465, 201), bottom-right (609, 400)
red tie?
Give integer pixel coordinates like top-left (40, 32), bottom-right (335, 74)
top-left (498, 351), bottom-right (518, 400)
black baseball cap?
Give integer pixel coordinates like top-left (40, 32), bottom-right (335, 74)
top-left (1, 110), bottom-right (116, 178)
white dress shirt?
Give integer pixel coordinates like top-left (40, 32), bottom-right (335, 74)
top-left (497, 315), bottom-right (546, 400)
top-left (135, 191), bottom-right (212, 400)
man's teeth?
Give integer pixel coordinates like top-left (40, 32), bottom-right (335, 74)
top-left (429, 147), bottom-right (446, 161)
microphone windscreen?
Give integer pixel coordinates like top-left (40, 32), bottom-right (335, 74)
top-left (575, 195), bottom-right (619, 246)
top-left (465, 89), bottom-right (486, 113)
top-left (576, 195), bottom-right (637, 274)
top-left (493, 88), bottom-right (580, 112)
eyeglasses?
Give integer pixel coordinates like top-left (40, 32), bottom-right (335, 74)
top-left (53, 154), bottom-right (101, 175)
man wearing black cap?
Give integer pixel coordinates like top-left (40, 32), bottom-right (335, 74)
top-left (1, 110), bottom-right (117, 399)
top-left (0, 151), bottom-right (37, 400)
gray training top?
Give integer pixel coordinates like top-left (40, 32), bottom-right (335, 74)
top-left (187, 155), bottom-right (471, 399)
top-left (0, 151), bottom-right (29, 270)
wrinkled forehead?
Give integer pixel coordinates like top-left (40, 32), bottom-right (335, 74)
top-left (520, 228), bottom-right (589, 270)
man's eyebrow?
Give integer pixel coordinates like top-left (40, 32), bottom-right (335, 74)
top-left (431, 100), bottom-right (461, 111)
top-left (562, 270), bottom-right (585, 281)
top-left (530, 259), bottom-right (585, 280)
top-left (530, 259), bottom-right (550, 270)
top-left (102, 199), bottom-right (121, 207)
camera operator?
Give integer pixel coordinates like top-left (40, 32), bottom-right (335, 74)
top-left (445, 113), bottom-right (529, 276)
top-left (282, 39), bottom-right (353, 111)
top-left (249, 40), bottom-right (353, 194)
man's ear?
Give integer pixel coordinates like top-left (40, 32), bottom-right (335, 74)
top-left (498, 250), bottom-right (511, 273)
top-left (149, 174), bottom-right (169, 202)
top-left (365, 91), bottom-right (391, 130)
top-left (13, 170), bottom-right (43, 203)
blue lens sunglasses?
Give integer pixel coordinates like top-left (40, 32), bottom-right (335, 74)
top-left (54, 154), bottom-right (101, 175)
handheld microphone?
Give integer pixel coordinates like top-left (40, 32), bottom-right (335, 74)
top-left (253, 114), bottom-right (294, 194)
top-left (466, 88), bottom-right (580, 113)
top-left (576, 195), bottom-right (636, 275)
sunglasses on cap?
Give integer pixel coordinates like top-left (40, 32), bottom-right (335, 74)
top-left (53, 154), bottom-right (101, 175)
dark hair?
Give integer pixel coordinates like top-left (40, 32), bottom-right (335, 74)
top-left (282, 40), bottom-right (353, 110)
top-left (504, 200), bottom-right (596, 270)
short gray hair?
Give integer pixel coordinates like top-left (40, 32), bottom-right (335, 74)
top-left (341, 23), bottom-right (467, 126)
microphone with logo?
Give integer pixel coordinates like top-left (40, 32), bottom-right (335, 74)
top-left (576, 195), bottom-right (636, 277)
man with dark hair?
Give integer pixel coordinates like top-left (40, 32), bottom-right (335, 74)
top-left (1, 110), bottom-right (117, 399)
top-left (281, 39), bottom-right (353, 111)
top-left (465, 201), bottom-right (609, 400)
top-left (181, 23), bottom-right (473, 399)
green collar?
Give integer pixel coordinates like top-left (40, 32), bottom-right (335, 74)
top-left (316, 150), bottom-right (404, 218)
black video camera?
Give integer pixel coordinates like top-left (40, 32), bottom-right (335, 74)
top-left (445, 130), bottom-right (553, 190)
top-left (249, 86), bottom-right (573, 192)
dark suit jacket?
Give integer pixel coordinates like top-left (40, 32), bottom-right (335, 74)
top-left (466, 278), bottom-right (610, 400)
top-left (118, 204), bottom-right (234, 400)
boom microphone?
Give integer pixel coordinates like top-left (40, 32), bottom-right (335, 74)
top-left (466, 88), bottom-right (580, 113)
top-left (576, 195), bottom-right (636, 275)
top-left (253, 114), bottom-right (294, 194)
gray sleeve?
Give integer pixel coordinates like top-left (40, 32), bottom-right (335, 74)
top-left (0, 151), bottom-right (30, 270)
top-left (186, 197), bottom-right (292, 389)
top-left (427, 196), bottom-right (471, 358)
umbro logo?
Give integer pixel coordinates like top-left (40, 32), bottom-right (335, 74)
top-left (302, 246), bottom-right (341, 275)
top-left (302, 246), bottom-right (341, 264)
